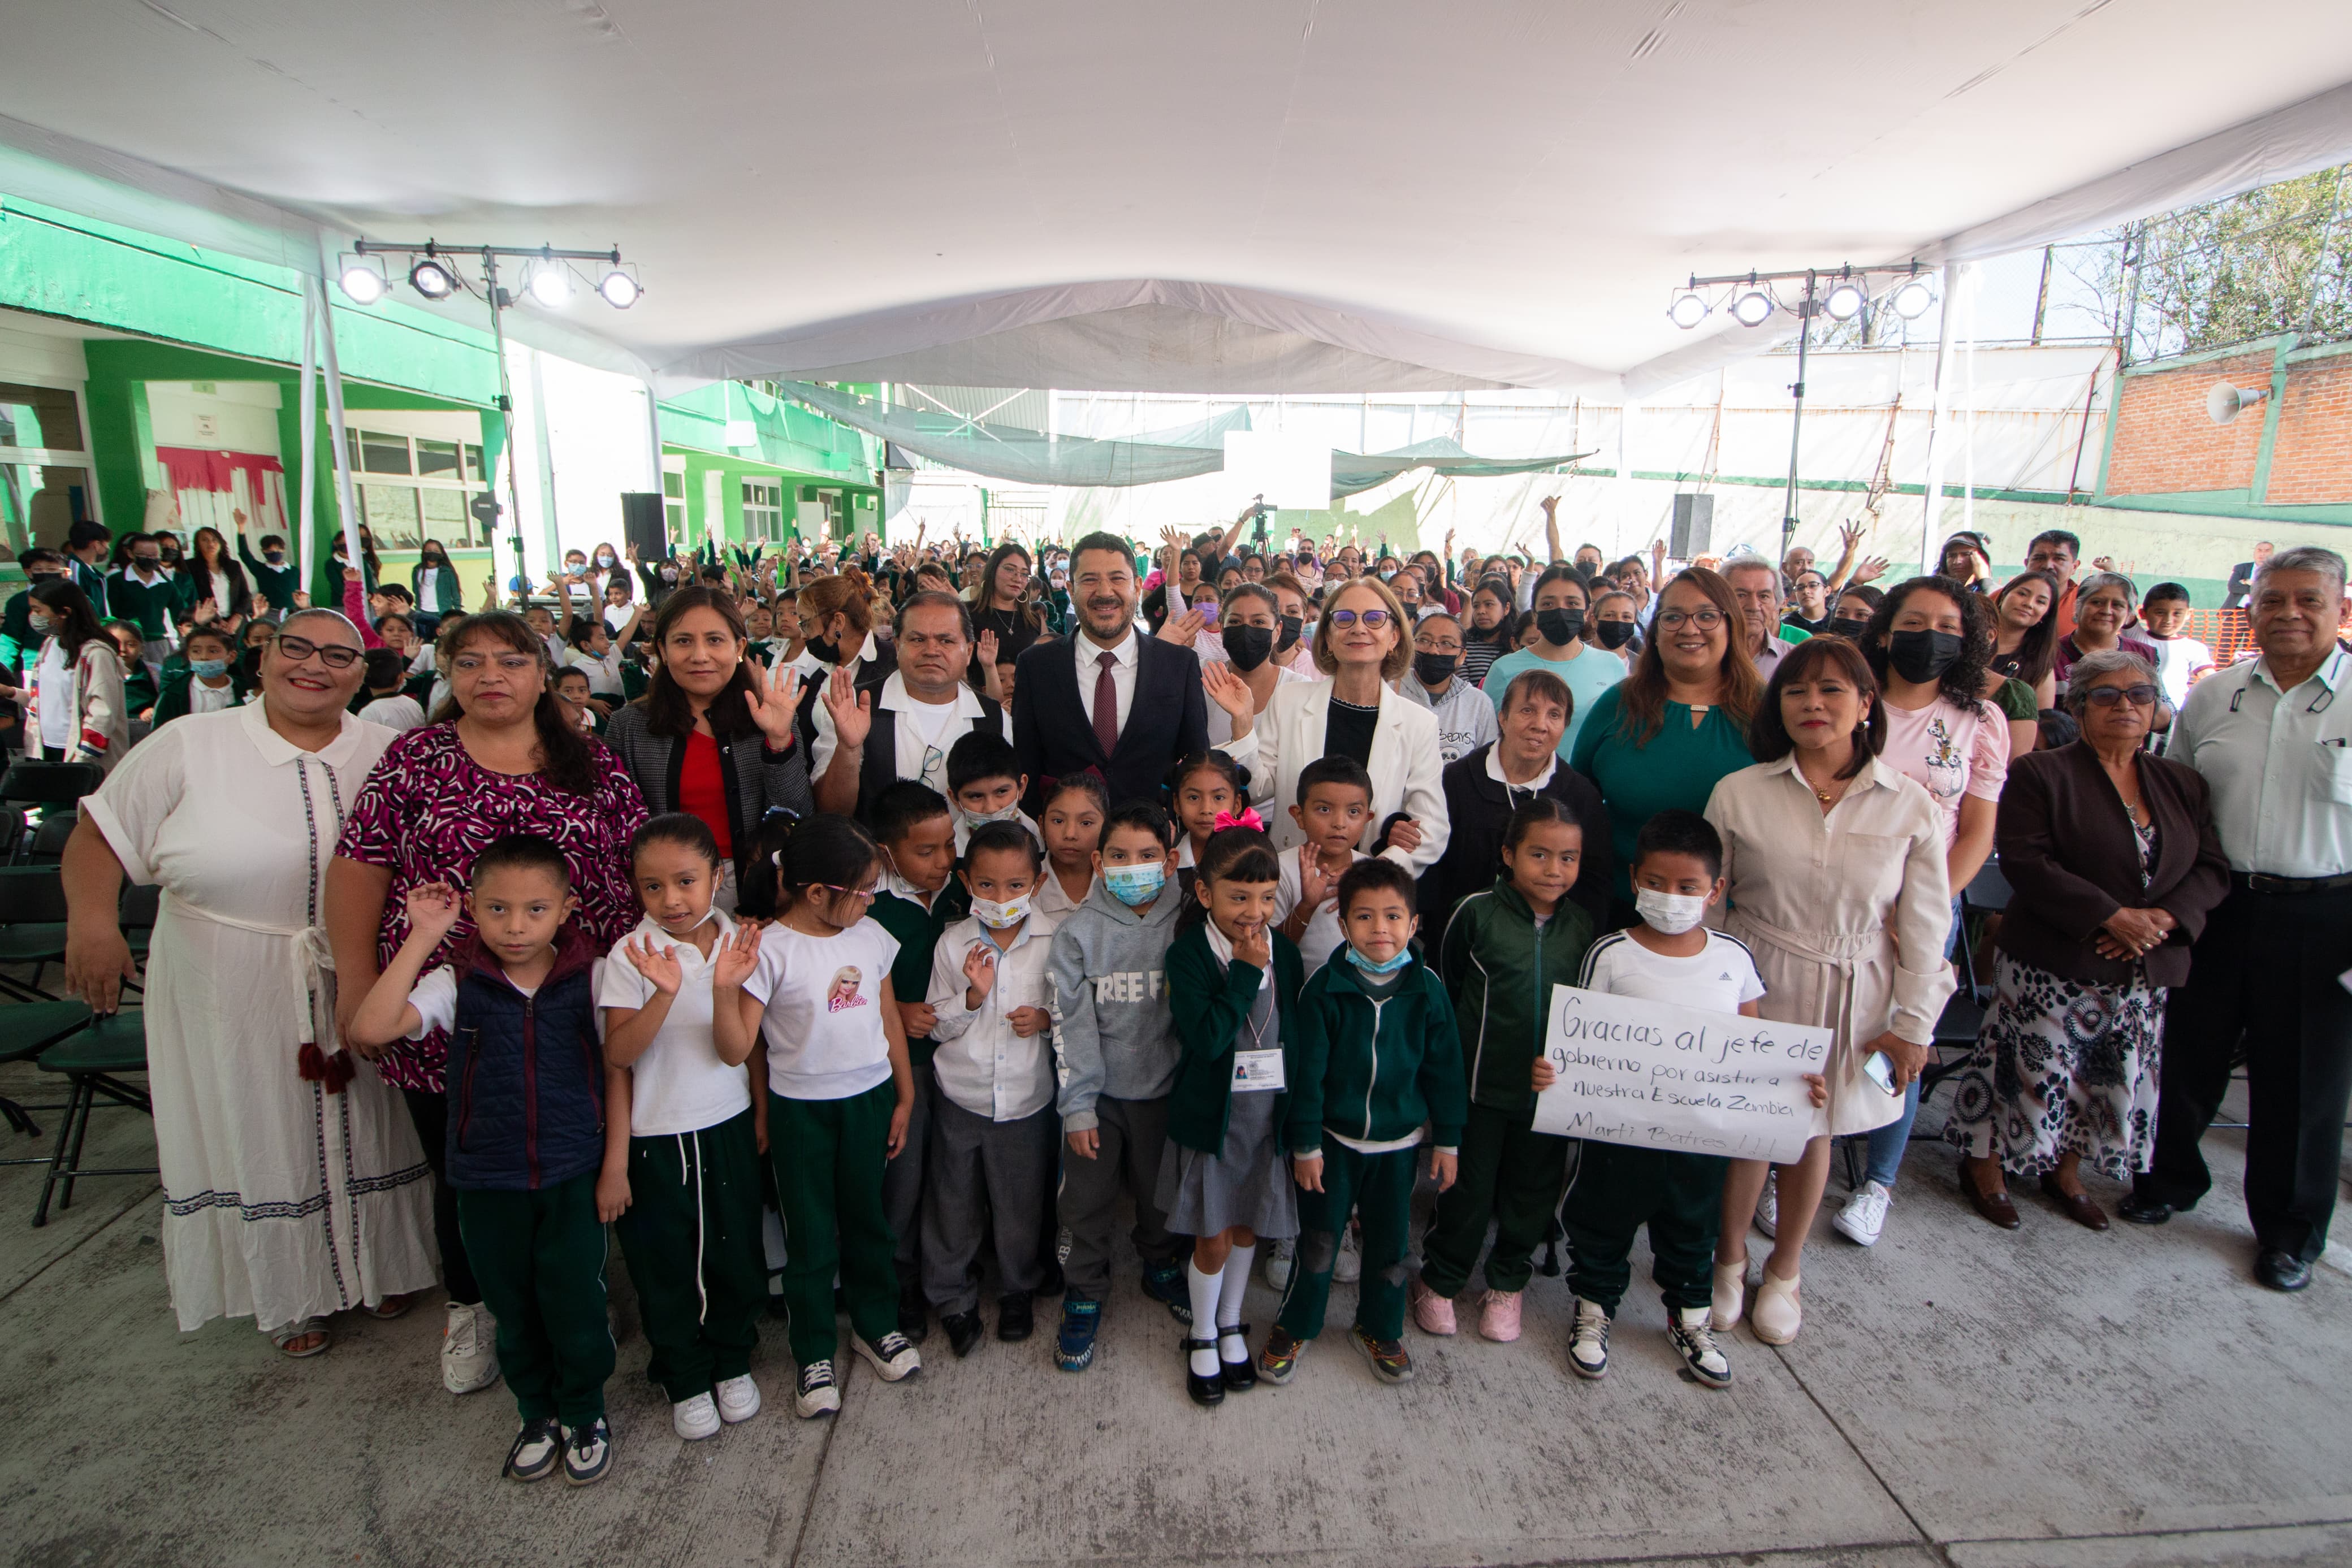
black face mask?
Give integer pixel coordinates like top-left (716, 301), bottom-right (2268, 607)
top-left (1413, 651), bottom-right (1459, 687)
top-left (1827, 615), bottom-right (1871, 640)
top-left (265, 549), bottom-right (286, 565)
top-left (1888, 627), bottom-right (1964, 685)
top-left (1221, 623), bottom-right (1274, 672)
top-left (1596, 620), bottom-right (1637, 650)
top-left (1536, 607), bottom-right (1584, 646)
top-left (805, 632), bottom-right (845, 665)
top-left (1276, 614), bottom-right (1303, 653)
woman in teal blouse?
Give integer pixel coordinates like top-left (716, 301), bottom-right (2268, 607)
top-left (1569, 566), bottom-right (1761, 915)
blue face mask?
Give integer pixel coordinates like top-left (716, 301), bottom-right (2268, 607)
top-left (1344, 943), bottom-right (1413, 976)
top-left (189, 658), bottom-right (229, 679)
top-left (1102, 862), bottom-right (1165, 907)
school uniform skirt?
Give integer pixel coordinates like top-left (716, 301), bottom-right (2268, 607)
top-left (1155, 1087), bottom-right (1299, 1241)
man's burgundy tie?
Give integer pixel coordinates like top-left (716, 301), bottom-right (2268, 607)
top-left (1092, 649), bottom-right (1120, 763)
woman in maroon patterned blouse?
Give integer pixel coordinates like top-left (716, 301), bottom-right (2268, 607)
top-left (325, 609), bottom-right (646, 1395)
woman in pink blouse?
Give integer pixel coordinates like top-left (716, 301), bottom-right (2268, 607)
top-left (324, 609), bottom-right (646, 1396)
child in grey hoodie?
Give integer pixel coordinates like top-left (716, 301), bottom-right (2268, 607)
top-left (1048, 801), bottom-right (1192, 1370)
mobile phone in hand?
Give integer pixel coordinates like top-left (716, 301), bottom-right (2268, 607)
top-left (1862, 1050), bottom-right (1896, 1094)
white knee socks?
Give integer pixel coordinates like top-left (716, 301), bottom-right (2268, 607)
top-left (1217, 1245), bottom-right (1255, 1359)
top-left (1186, 1259), bottom-right (1222, 1376)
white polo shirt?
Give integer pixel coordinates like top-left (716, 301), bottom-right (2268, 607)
top-left (2172, 645), bottom-right (2352, 878)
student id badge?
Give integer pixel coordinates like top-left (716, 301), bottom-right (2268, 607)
top-left (1232, 1049), bottom-right (1286, 1092)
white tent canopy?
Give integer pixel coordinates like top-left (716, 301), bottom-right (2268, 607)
top-left (3, 1), bottom-right (2351, 397)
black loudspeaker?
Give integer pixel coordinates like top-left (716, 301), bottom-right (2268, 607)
top-left (1670, 493), bottom-right (1713, 558)
top-left (620, 492), bottom-right (666, 561)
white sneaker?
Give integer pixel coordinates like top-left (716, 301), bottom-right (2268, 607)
top-left (851, 1329), bottom-right (922, 1382)
top-left (1567, 1298), bottom-right (1611, 1379)
top-left (672, 1392), bottom-right (721, 1441)
top-left (1332, 1222), bottom-right (1361, 1283)
top-left (1668, 1306), bottom-right (1731, 1388)
top-left (1832, 1181), bottom-right (1892, 1247)
top-left (1754, 1172), bottom-right (1779, 1240)
top-left (1261, 1238), bottom-right (1295, 1290)
top-left (794, 1361), bottom-right (841, 1418)
top-left (442, 1301), bottom-right (500, 1396)
top-left (715, 1373), bottom-right (762, 1424)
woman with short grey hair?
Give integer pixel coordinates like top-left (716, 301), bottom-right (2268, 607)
top-left (2052, 572), bottom-right (2154, 700)
top-left (1945, 647), bottom-right (2230, 1231)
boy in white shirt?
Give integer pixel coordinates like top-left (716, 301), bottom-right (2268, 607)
top-left (921, 820), bottom-right (1062, 1357)
top-left (1274, 757), bottom-right (1374, 976)
top-left (2138, 582), bottom-right (2215, 718)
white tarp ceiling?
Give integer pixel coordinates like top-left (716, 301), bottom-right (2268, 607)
top-left (2, 2), bottom-right (2351, 399)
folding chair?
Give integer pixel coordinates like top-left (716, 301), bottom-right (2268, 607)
top-left (23, 812), bottom-right (77, 864)
top-left (0, 865), bottom-right (71, 1002)
top-left (0, 760), bottom-right (102, 867)
top-left (0, 997), bottom-right (97, 1158)
top-left (118, 881), bottom-right (159, 994)
top-left (31, 1008), bottom-right (153, 1226)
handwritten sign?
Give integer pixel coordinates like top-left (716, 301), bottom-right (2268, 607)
top-left (1530, 985), bottom-right (1831, 1166)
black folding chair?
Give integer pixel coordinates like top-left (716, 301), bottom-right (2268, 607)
top-left (32, 1008), bottom-right (153, 1226)
top-left (0, 865), bottom-right (71, 1002)
top-left (0, 760), bottom-right (103, 867)
top-left (0, 997), bottom-right (97, 1157)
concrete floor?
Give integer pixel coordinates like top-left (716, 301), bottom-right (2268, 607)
top-left (2, 1056), bottom-right (2349, 1568)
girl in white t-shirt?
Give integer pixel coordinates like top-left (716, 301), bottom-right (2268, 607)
top-left (718, 812), bottom-right (920, 1418)
top-left (596, 813), bottom-right (770, 1444)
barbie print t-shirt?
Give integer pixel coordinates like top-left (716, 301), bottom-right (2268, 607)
top-left (742, 921), bottom-right (902, 1100)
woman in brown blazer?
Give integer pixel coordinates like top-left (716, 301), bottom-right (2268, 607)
top-left (1943, 648), bottom-right (2230, 1231)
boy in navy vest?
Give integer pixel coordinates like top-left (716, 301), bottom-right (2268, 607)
top-left (352, 834), bottom-right (616, 1486)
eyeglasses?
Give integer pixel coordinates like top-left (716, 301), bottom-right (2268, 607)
top-left (273, 633), bottom-right (364, 670)
top-left (2083, 683), bottom-right (2159, 708)
top-left (1653, 608), bottom-right (1726, 630)
top-left (819, 878), bottom-right (883, 900)
top-left (1325, 608), bottom-right (1394, 628)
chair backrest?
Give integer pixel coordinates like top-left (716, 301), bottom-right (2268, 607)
top-left (26, 813), bottom-right (77, 863)
top-left (0, 864), bottom-right (70, 924)
top-left (0, 760), bottom-right (105, 807)
top-left (119, 882), bottom-right (162, 929)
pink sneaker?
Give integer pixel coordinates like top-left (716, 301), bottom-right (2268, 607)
top-left (1408, 1276), bottom-right (1456, 1336)
top-left (1477, 1289), bottom-right (1523, 1342)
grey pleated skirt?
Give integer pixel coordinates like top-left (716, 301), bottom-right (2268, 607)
top-left (1156, 1084), bottom-right (1299, 1240)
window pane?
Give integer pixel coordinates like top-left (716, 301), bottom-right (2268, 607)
top-left (465, 444), bottom-right (486, 481)
top-left (360, 433), bottom-right (413, 475)
top-left (665, 501), bottom-right (685, 533)
top-left (416, 438), bottom-right (461, 478)
top-left (418, 487), bottom-right (471, 547)
top-left (663, 470), bottom-right (684, 499)
top-left (0, 384), bottom-right (86, 453)
top-left (361, 483), bottom-right (422, 547)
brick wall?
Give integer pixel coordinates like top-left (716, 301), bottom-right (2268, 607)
top-left (2103, 351), bottom-right (2271, 495)
top-left (2264, 354), bottom-right (2352, 504)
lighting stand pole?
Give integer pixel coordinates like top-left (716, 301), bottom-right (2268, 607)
top-left (1779, 270), bottom-right (1818, 568)
top-left (478, 252), bottom-right (530, 598)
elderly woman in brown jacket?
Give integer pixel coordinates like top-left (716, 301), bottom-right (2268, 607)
top-left (1944, 648), bottom-right (2230, 1231)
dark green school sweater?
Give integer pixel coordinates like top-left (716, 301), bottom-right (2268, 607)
top-left (1437, 876), bottom-right (1595, 1112)
top-left (1285, 954), bottom-right (1468, 1156)
top-left (870, 882), bottom-right (970, 1069)
top-left (1164, 922), bottom-right (1304, 1153)
top-left (106, 569), bottom-right (179, 639)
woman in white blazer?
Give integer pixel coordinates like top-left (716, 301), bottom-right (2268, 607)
top-left (1250, 575), bottom-right (1450, 875)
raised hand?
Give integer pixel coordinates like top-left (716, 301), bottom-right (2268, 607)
top-left (711, 920), bottom-right (762, 990)
top-left (962, 941), bottom-right (997, 1004)
top-left (1296, 844), bottom-right (1335, 913)
top-left (976, 628), bottom-right (998, 671)
top-left (1156, 607), bottom-right (1205, 647)
top-left (1852, 555), bottom-right (1891, 585)
top-left (1201, 661), bottom-right (1253, 724)
top-left (822, 666), bottom-right (872, 750)
top-left (404, 881), bottom-right (464, 946)
top-left (1538, 496), bottom-right (1559, 514)
top-left (623, 933), bottom-right (684, 995)
top-left (743, 659), bottom-right (805, 751)
top-left (1840, 519), bottom-right (1866, 551)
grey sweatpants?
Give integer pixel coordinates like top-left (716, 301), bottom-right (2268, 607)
top-left (921, 1095), bottom-right (1058, 1314)
top-left (883, 1061), bottom-right (937, 1291)
top-left (1057, 1093), bottom-right (1186, 1301)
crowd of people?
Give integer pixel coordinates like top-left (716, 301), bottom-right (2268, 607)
top-left (27, 500), bottom-right (2350, 1492)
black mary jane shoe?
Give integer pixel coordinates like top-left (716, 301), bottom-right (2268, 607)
top-left (1218, 1323), bottom-right (1256, 1392)
top-left (1183, 1337), bottom-right (1226, 1407)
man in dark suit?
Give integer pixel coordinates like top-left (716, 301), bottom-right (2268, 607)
top-left (2222, 540), bottom-right (2272, 610)
top-left (1014, 530), bottom-right (1208, 812)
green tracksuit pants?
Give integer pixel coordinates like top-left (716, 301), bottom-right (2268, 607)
top-left (1276, 1136), bottom-right (1419, 1341)
top-left (1559, 1141), bottom-right (1726, 1314)
top-left (456, 1171), bottom-right (614, 1427)
top-left (1419, 1101), bottom-right (1568, 1298)
top-left (767, 1082), bottom-right (900, 1367)
top-left (612, 1108), bottom-right (766, 1402)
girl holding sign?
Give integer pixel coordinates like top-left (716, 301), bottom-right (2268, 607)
top-left (1702, 638), bottom-right (1955, 1345)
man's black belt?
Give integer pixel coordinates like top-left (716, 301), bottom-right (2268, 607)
top-left (2232, 870), bottom-right (2352, 895)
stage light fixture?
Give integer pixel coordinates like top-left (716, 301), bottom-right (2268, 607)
top-left (528, 263), bottom-right (574, 309)
top-left (598, 268), bottom-right (642, 309)
top-left (409, 257), bottom-right (458, 300)
top-left (338, 256), bottom-right (388, 305)
top-left (1668, 291), bottom-right (1709, 330)
top-left (1890, 277), bottom-right (1934, 319)
top-left (1823, 279), bottom-right (1866, 320)
top-left (1730, 289), bottom-right (1775, 327)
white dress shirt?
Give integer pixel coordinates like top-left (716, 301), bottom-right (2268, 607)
top-left (2172, 646), bottom-right (2352, 878)
top-left (811, 669), bottom-right (1008, 798)
top-left (1073, 622), bottom-right (1140, 738)
top-left (925, 911), bottom-right (1062, 1122)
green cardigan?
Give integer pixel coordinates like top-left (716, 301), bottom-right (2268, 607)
top-left (1164, 922), bottom-right (1304, 1153)
top-left (1285, 954), bottom-right (1468, 1156)
top-left (1437, 876), bottom-right (1595, 1111)
top-left (870, 882), bottom-right (972, 1069)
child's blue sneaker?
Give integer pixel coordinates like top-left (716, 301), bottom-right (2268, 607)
top-left (1139, 1262), bottom-right (1192, 1324)
top-left (1056, 1298), bottom-right (1101, 1371)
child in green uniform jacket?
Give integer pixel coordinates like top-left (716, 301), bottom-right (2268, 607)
top-left (864, 781), bottom-right (968, 1343)
top-left (1259, 857), bottom-right (1467, 1387)
top-left (1412, 797), bottom-right (1594, 1345)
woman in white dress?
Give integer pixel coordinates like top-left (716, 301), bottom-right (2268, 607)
top-left (62, 608), bottom-right (437, 1356)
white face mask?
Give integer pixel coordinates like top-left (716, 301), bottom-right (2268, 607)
top-left (963, 804), bottom-right (1023, 829)
top-left (1634, 887), bottom-right (1710, 935)
top-left (970, 894), bottom-right (1030, 929)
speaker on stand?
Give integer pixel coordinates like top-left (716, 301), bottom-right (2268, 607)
top-left (620, 492), bottom-right (667, 564)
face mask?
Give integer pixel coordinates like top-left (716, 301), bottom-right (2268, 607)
top-left (1221, 622), bottom-right (1273, 672)
top-left (1102, 861), bottom-right (1165, 906)
top-left (969, 894), bottom-right (1030, 929)
top-left (806, 632), bottom-right (845, 664)
top-left (1344, 943), bottom-right (1413, 976)
top-left (1276, 614), bottom-right (1303, 653)
top-left (962, 804), bottom-right (1024, 829)
top-left (1413, 651), bottom-right (1459, 687)
top-left (1635, 887), bottom-right (1710, 935)
top-left (1827, 614), bottom-right (1871, 640)
top-left (265, 549), bottom-right (286, 565)
top-left (133, 557), bottom-right (162, 574)
top-left (189, 658), bottom-right (228, 679)
top-left (1596, 620), bottom-right (1636, 650)
top-left (28, 613), bottom-right (53, 635)
top-left (595, 552), bottom-right (615, 567)
top-left (1536, 607), bottom-right (1584, 646)
top-left (659, 568), bottom-right (678, 583)
top-left (1887, 627), bottom-right (1964, 685)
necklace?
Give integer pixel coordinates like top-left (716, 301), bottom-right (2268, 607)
top-left (1799, 761), bottom-right (1851, 804)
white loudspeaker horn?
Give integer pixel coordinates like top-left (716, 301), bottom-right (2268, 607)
top-left (2207, 382), bottom-right (2271, 425)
